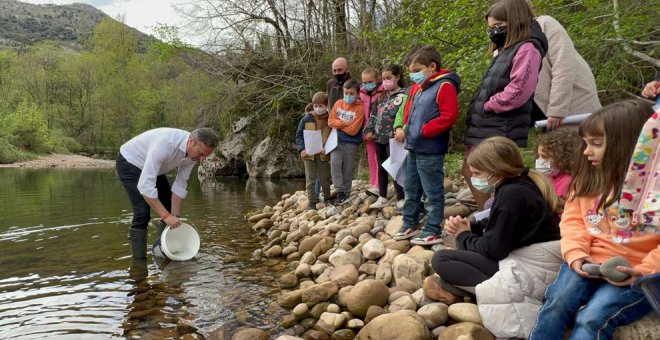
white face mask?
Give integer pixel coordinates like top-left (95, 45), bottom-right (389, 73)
top-left (535, 158), bottom-right (552, 174)
top-left (313, 107), bottom-right (327, 116)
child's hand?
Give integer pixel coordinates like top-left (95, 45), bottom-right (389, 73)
top-left (604, 266), bottom-right (644, 287)
top-left (300, 150), bottom-right (308, 157)
top-left (445, 216), bottom-right (470, 236)
top-left (365, 132), bottom-right (375, 141)
top-left (641, 80), bottom-right (660, 98)
top-left (571, 257), bottom-right (601, 278)
top-left (394, 128), bottom-right (405, 143)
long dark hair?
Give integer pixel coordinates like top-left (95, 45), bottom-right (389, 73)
top-left (486, 0), bottom-right (534, 52)
top-left (571, 99), bottom-right (654, 209)
top-left (382, 64), bottom-right (406, 89)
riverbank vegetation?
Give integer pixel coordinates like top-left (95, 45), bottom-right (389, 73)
top-left (0, 0), bottom-right (656, 165)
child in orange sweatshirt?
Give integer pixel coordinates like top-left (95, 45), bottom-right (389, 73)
top-left (328, 79), bottom-right (365, 205)
top-left (530, 100), bottom-right (659, 340)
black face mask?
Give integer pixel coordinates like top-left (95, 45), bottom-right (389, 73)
top-left (334, 72), bottom-right (347, 84)
top-left (488, 27), bottom-right (508, 48)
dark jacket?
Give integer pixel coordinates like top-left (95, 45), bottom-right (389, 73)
top-left (464, 20), bottom-right (548, 147)
top-left (364, 88), bottom-right (408, 145)
top-left (405, 70), bottom-right (461, 155)
top-left (456, 171), bottom-right (561, 261)
top-left (295, 113), bottom-right (331, 161)
top-left (326, 74), bottom-right (353, 110)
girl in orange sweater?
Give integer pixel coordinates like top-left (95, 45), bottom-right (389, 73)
top-left (530, 99), bottom-right (659, 340)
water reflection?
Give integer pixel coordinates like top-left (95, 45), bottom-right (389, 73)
top-left (0, 168), bottom-right (305, 338)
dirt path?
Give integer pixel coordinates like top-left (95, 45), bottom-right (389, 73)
top-left (0, 154), bottom-right (115, 169)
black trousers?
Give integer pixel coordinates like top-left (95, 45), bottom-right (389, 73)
top-left (431, 249), bottom-right (499, 287)
top-left (115, 153), bottom-right (172, 230)
top-left (374, 142), bottom-right (404, 200)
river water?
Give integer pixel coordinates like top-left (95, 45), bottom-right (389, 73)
top-left (0, 168), bottom-right (303, 339)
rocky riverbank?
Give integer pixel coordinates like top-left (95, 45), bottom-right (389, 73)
top-left (0, 153), bottom-right (115, 168)
top-left (234, 180), bottom-right (659, 340)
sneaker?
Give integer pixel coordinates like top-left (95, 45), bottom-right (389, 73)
top-left (393, 227), bottom-right (421, 240)
top-left (335, 193), bottom-right (349, 206)
top-left (306, 203), bottom-right (317, 211)
top-left (366, 187), bottom-right (380, 197)
top-left (411, 231), bottom-right (443, 245)
top-left (370, 197), bottom-right (389, 209)
top-left (395, 199), bottom-right (404, 210)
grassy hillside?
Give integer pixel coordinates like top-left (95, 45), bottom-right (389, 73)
top-left (0, 0), bottom-right (153, 51)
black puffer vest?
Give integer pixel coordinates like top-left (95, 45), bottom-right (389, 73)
top-left (464, 21), bottom-right (548, 147)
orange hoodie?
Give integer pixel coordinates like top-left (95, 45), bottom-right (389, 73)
top-left (560, 196), bottom-right (659, 275)
top-left (328, 99), bottom-right (365, 138)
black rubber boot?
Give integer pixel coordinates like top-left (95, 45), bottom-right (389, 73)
top-left (129, 228), bottom-right (147, 259)
top-left (156, 220), bottom-right (167, 239)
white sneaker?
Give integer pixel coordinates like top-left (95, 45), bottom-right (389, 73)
top-left (366, 187), bottom-right (380, 197)
top-left (395, 199), bottom-right (404, 210)
top-left (370, 197), bottom-right (389, 209)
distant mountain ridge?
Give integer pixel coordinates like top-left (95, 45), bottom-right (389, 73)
top-left (0, 0), bottom-right (154, 51)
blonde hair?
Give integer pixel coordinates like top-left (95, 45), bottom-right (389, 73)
top-left (468, 136), bottom-right (560, 213)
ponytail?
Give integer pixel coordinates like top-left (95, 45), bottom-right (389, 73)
top-left (528, 169), bottom-right (561, 214)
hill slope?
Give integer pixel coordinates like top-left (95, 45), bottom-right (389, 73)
top-left (0, 0), bottom-right (153, 51)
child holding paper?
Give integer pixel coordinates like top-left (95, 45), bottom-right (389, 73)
top-left (364, 64), bottom-right (408, 209)
top-left (295, 92), bottom-right (333, 210)
top-left (328, 79), bottom-right (365, 205)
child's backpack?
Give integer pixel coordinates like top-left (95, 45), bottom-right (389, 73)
top-left (618, 101), bottom-right (660, 229)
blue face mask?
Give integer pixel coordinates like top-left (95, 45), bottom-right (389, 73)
top-left (344, 95), bottom-right (357, 104)
top-left (470, 174), bottom-right (497, 193)
top-left (409, 71), bottom-right (427, 85)
top-left (363, 82), bottom-right (377, 92)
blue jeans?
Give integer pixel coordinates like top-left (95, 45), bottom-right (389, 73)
top-left (530, 262), bottom-right (651, 340)
top-left (402, 152), bottom-right (445, 235)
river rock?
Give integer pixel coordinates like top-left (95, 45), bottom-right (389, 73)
top-left (378, 249), bottom-right (401, 264)
top-left (278, 289), bottom-right (304, 308)
top-left (299, 235), bottom-right (324, 254)
top-left (282, 245), bottom-right (298, 256)
top-left (582, 263), bottom-right (602, 276)
top-left (411, 288), bottom-right (434, 307)
top-left (303, 329), bottom-right (331, 340)
top-left (265, 245), bottom-right (282, 257)
top-left (335, 229), bottom-right (353, 244)
top-left (295, 263), bottom-right (311, 278)
top-left (392, 254), bottom-right (427, 290)
top-left (440, 322), bottom-right (494, 340)
top-left (302, 281), bottom-right (339, 305)
top-left (448, 303), bottom-right (483, 324)
top-left (312, 237), bottom-right (335, 257)
top-left (444, 203), bottom-right (471, 218)
top-left (310, 302), bottom-right (331, 319)
top-left (231, 328), bottom-right (269, 340)
top-left (600, 256), bottom-right (631, 282)
top-left (339, 235), bottom-right (358, 248)
top-left (352, 224), bottom-right (371, 238)
top-left (375, 262), bottom-right (392, 285)
top-left (316, 312), bottom-right (346, 333)
top-left (278, 273), bottom-right (298, 288)
top-left (345, 279), bottom-right (389, 317)
top-left (362, 239), bottom-right (385, 260)
top-left (388, 291), bottom-right (411, 304)
top-left (383, 239), bottom-right (410, 253)
top-left (389, 294), bottom-right (417, 312)
top-left (407, 246), bottom-right (434, 263)
top-left (300, 252), bottom-right (317, 265)
top-left (337, 286), bottom-right (352, 307)
top-left (329, 249), bottom-right (362, 268)
top-left (293, 303), bottom-right (309, 319)
top-left (385, 216), bottom-right (404, 236)
top-left (330, 264), bottom-right (359, 288)
top-left (382, 207), bottom-right (398, 219)
top-left (254, 218), bottom-right (274, 230)
top-left (311, 263), bottom-right (328, 276)
top-left (331, 329), bottom-right (356, 340)
top-left (417, 302), bottom-right (449, 328)
top-left (276, 336), bottom-right (304, 340)
top-left (281, 314), bottom-right (297, 328)
top-left (356, 310), bottom-right (432, 340)
top-left (347, 318), bottom-right (364, 329)
top-left (359, 263), bottom-right (378, 275)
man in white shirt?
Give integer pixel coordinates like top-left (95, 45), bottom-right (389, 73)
top-left (115, 127), bottom-right (218, 259)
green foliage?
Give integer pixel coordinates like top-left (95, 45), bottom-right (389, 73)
top-left (4, 99), bottom-right (54, 152)
top-left (0, 136), bottom-right (33, 164)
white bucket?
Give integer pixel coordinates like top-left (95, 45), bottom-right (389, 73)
top-left (152, 223), bottom-right (200, 261)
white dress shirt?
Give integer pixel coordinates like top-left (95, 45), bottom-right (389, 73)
top-left (119, 128), bottom-right (196, 199)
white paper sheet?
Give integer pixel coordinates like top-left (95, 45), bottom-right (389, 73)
top-left (389, 138), bottom-right (406, 164)
top-left (383, 153), bottom-right (407, 187)
top-left (325, 128), bottom-right (338, 154)
top-left (473, 208), bottom-right (491, 222)
top-left (534, 113), bottom-right (592, 128)
top-left (395, 157), bottom-right (407, 187)
top-left (303, 130), bottom-right (323, 155)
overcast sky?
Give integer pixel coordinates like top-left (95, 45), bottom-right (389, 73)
top-left (21, 0), bottom-right (200, 44)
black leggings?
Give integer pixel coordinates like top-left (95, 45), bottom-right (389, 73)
top-left (431, 249), bottom-right (499, 287)
top-left (374, 142), bottom-right (404, 199)
top-left (115, 153), bottom-right (172, 230)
